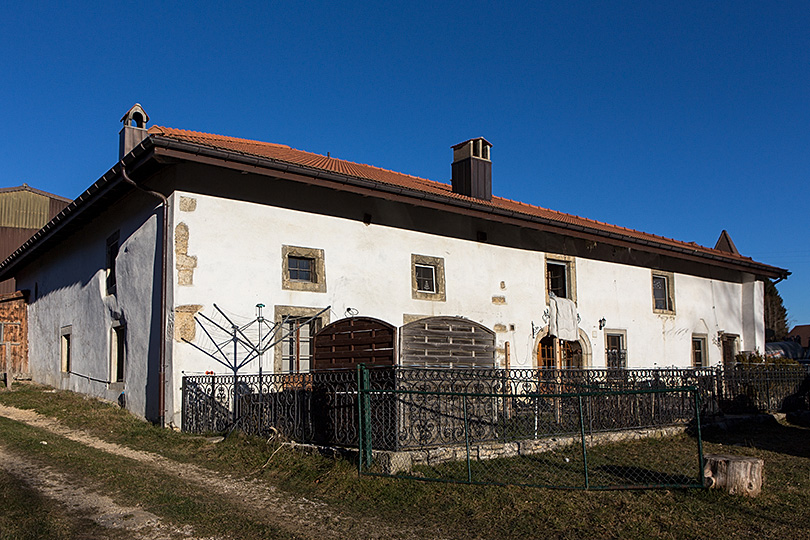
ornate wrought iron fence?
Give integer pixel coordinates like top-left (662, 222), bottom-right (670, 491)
top-left (182, 370), bottom-right (360, 444)
top-left (719, 363), bottom-right (810, 413)
top-left (357, 366), bottom-right (706, 490)
top-left (181, 364), bottom-right (810, 447)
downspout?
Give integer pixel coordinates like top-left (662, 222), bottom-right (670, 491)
top-left (119, 161), bottom-right (170, 428)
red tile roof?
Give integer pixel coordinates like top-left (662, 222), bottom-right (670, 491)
top-left (147, 126), bottom-right (771, 268)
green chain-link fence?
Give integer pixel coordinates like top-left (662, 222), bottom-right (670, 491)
top-left (357, 365), bottom-right (704, 490)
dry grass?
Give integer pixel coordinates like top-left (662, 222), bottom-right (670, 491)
top-left (1, 383), bottom-right (809, 539)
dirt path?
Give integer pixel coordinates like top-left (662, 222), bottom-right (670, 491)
top-left (0, 446), bottom-right (212, 539)
top-left (0, 404), bottom-right (445, 540)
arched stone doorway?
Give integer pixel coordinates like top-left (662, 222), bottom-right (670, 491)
top-left (534, 326), bottom-right (592, 369)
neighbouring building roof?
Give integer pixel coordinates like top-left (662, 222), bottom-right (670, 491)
top-left (789, 325), bottom-right (810, 348)
top-left (0, 125), bottom-right (790, 282)
top-left (0, 184), bottom-right (71, 229)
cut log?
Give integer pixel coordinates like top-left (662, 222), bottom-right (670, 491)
top-left (703, 453), bottom-right (764, 497)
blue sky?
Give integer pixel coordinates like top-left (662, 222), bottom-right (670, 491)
top-left (2, 1), bottom-right (808, 327)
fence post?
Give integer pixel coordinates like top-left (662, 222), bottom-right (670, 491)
top-left (232, 369), bottom-right (238, 426)
top-left (463, 394), bottom-right (472, 483)
top-left (210, 374), bottom-right (216, 430)
top-left (578, 393), bottom-right (589, 489)
top-left (181, 376), bottom-right (187, 432)
top-left (693, 387), bottom-right (705, 488)
top-left (357, 364), bottom-right (372, 472)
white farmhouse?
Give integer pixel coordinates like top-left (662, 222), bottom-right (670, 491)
top-left (0, 105), bottom-right (788, 426)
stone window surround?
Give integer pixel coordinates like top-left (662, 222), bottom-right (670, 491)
top-left (544, 254), bottom-right (577, 304)
top-left (282, 245), bottom-right (326, 293)
top-left (652, 270), bottom-right (676, 315)
top-left (604, 329), bottom-right (628, 368)
top-left (273, 305), bottom-right (330, 373)
top-left (411, 254), bottom-right (446, 302)
top-left (692, 334), bottom-right (708, 368)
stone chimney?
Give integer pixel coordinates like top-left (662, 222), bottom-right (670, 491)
top-left (451, 137), bottom-right (492, 201)
top-left (119, 104), bottom-right (150, 159)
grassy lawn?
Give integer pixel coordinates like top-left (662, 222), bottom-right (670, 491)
top-left (1, 383), bottom-right (808, 539)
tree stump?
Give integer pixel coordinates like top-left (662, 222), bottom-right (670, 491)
top-left (703, 454), bottom-right (764, 497)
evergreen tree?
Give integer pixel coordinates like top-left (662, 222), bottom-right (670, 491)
top-left (763, 279), bottom-right (789, 341)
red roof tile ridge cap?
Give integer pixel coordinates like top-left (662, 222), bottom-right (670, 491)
top-left (149, 125), bottom-right (291, 149)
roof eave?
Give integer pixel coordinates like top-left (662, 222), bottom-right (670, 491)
top-left (0, 140), bottom-right (158, 281)
top-left (148, 135), bottom-right (789, 280)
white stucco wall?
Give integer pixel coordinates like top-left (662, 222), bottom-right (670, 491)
top-left (166, 191), bottom-right (764, 425)
top-left (17, 192), bottom-right (161, 420)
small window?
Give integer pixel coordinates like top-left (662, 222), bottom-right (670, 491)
top-left (60, 326), bottom-right (72, 373)
top-left (547, 262), bottom-right (568, 298)
top-left (692, 336), bottom-right (707, 368)
top-left (288, 256), bottom-right (314, 282)
top-left (111, 325), bottom-right (126, 383)
top-left (106, 231), bottom-right (120, 296)
top-left (411, 254), bottom-right (446, 301)
top-left (281, 246), bottom-right (326, 293)
top-left (414, 264), bottom-right (436, 293)
top-left (652, 272), bottom-right (675, 313)
top-left (606, 332), bottom-right (626, 369)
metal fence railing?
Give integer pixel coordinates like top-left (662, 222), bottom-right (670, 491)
top-left (357, 366), bottom-right (705, 489)
top-left (181, 370), bottom-right (360, 444)
top-left (181, 364), bottom-right (810, 447)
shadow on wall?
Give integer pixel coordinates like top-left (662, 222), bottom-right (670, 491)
top-left (27, 202), bottom-right (164, 424)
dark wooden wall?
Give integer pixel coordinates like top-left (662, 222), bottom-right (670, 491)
top-left (312, 317), bottom-right (396, 370)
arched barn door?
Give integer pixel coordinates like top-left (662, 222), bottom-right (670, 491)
top-left (312, 317), bottom-right (396, 371)
top-left (400, 316), bottom-right (496, 368)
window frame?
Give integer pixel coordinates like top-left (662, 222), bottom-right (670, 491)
top-left (652, 271), bottom-right (676, 314)
top-left (605, 330), bottom-right (627, 369)
top-left (60, 325), bottom-right (72, 374)
top-left (282, 245), bottom-right (326, 293)
top-left (280, 316), bottom-right (321, 374)
top-left (544, 255), bottom-right (577, 304)
top-left (110, 323), bottom-right (126, 384)
top-left (411, 254), bottom-right (446, 302)
top-left (288, 256), bottom-right (315, 283)
top-left (414, 264), bottom-right (437, 293)
top-left (273, 305), bottom-right (330, 374)
top-left (692, 335), bottom-right (708, 368)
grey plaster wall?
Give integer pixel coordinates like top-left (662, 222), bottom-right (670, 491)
top-left (17, 190), bottom-right (162, 421)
